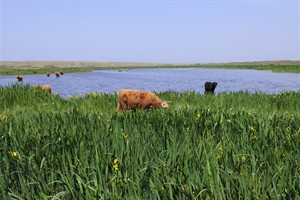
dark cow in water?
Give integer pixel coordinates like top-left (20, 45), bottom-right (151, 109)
top-left (204, 82), bottom-right (218, 94)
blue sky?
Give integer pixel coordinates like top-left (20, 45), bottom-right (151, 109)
top-left (0, 0), bottom-right (299, 63)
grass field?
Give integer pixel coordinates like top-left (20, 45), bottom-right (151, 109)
top-left (0, 85), bottom-right (299, 199)
top-left (0, 66), bottom-right (100, 76)
top-left (0, 61), bottom-right (300, 75)
top-left (195, 64), bottom-right (300, 73)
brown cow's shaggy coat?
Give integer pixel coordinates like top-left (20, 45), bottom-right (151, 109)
top-left (55, 72), bottom-right (60, 78)
top-left (116, 89), bottom-right (169, 111)
top-left (33, 85), bottom-right (52, 93)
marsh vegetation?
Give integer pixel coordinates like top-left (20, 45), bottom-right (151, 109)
top-left (1, 85), bottom-right (299, 199)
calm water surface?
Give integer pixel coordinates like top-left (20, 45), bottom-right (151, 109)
top-left (0, 68), bottom-right (299, 98)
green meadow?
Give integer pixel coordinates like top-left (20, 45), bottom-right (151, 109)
top-left (0, 85), bottom-right (299, 199)
top-left (196, 64), bottom-right (300, 73)
top-left (0, 66), bottom-right (95, 76)
top-left (0, 64), bottom-right (300, 75)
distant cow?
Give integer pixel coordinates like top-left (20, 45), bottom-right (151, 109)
top-left (116, 89), bottom-right (169, 111)
top-left (33, 85), bottom-right (52, 93)
top-left (46, 72), bottom-right (51, 77)
top-left (204, 82), bottom-right (218, 94)
top-left (59, 72), bottom-right (64, 75)
top-left (16, 75), bottom-right (23, 81)
top-left (55, 72), bottom-right (60, 78)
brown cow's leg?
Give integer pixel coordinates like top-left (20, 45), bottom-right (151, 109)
top-left (116, 102), bottom-right (122, 111)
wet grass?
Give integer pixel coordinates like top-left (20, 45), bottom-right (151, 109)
top-left (0, 85), bottom-right (299, 199)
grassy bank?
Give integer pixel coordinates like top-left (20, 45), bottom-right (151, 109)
top-left (1, 63), bottom-right (300, 75)
top-left (0, 85), bottom-right (299, 199)
top-left (196, 64), bottom-right (300, 73)
top-left (0, 66), bottom-right (101, 76)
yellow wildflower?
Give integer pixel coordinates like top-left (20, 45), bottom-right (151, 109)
top-left (10, 151), bottom-right (20, 159)
top-left (113, 158), bottom-right (120, 171)
top-left (98, 112), bottom-right (103, 116)
top-left (113, 164), bottom-right (119, 171)
top-left (122, 133), bottom-right (128, 139)
top-left (226, 119), bottom-right (231, 123)
top-left (249, 126), bottom-right (255, 132)
top-left (241, 156), bottom-right (247, 163)
top-left (0, 114), bottom-right (8, 122)
top-left (121, 129), bottom-right (128, 139)
top-left (215, 146), bottom-right (223, 161)
top-left (114, 158), bottom-right (119, 164)
top-left (251, 135), bottom-right (258, 141)
top-left (218, 146), bottom-right (223, 154)
top-left (12, 151), bottom-right (18, 157)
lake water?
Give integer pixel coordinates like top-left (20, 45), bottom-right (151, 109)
top-left (0, 68), bottom-right (299, 98)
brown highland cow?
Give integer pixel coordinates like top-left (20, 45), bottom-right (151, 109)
top-left (116, 89), bottom-right (169, 111)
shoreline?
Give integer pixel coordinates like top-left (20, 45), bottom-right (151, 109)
top-left (1, 60), bottom-right (300, 75)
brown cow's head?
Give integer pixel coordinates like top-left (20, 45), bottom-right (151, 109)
top-left (161, 101), bottom-right (169, 108)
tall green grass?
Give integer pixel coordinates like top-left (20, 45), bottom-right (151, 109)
top-left (0, 85), bottom-right (299, 199)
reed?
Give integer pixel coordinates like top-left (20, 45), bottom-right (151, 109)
top-left (0, 85), bottom-right (299, 199)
